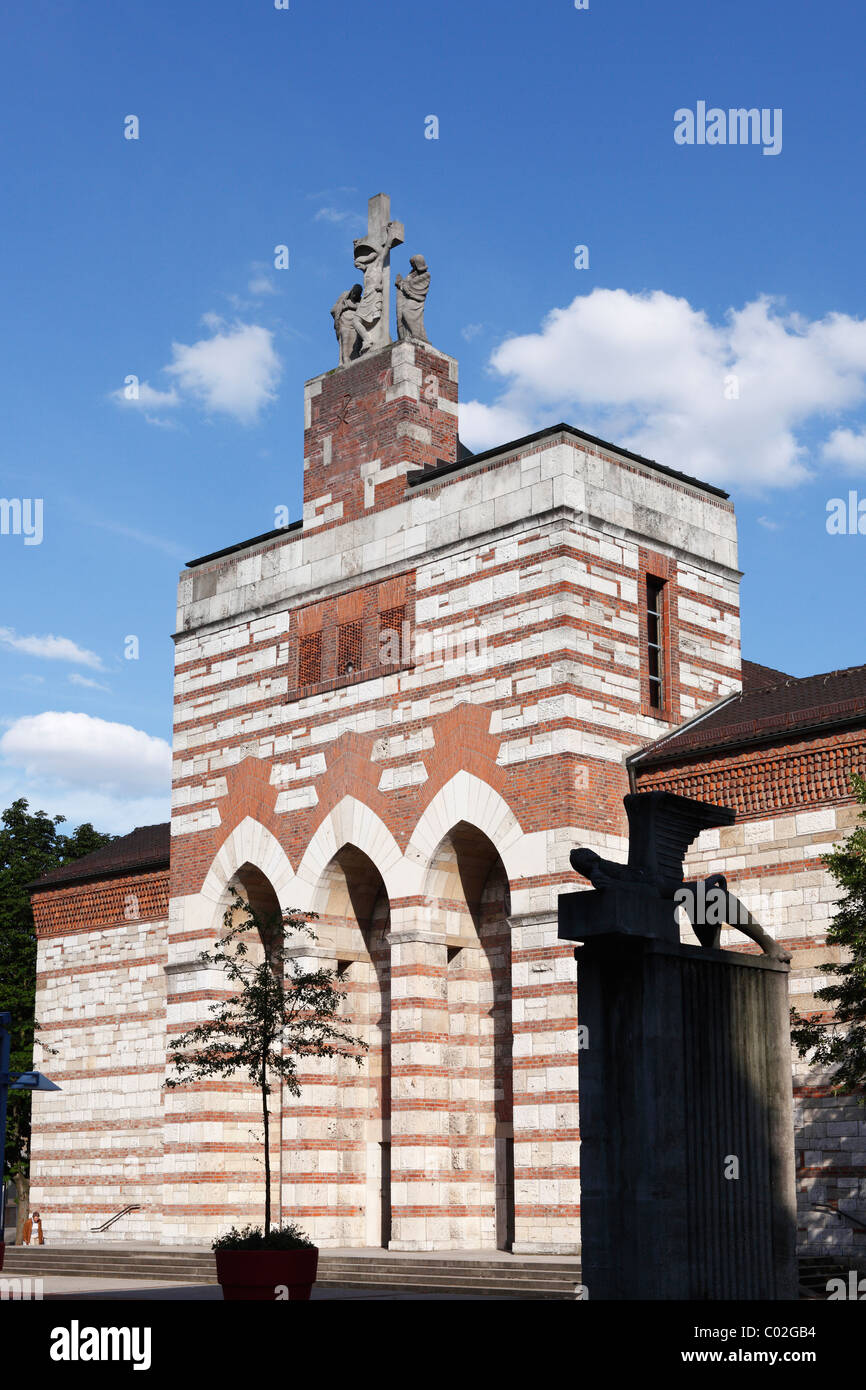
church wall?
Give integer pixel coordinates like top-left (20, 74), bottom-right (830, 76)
top-left (162, 342), bottom-right (741, 1251)
top-left (28, 870), bottom-right (169, 1243)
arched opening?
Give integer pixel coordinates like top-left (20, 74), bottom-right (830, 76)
top-left (225, 862), bottom-right (283, 972)
top-left (311, 844), bottom-right (392, 1248)
top-left (426, 822), bottom-right (514, 1250)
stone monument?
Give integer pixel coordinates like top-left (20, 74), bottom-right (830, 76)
top-left (559, 790), bottom-right (798, 1300)
top-left (330, 194), bottom-right (434, 365)
top-left (395, 255), bottom-right (431, 343)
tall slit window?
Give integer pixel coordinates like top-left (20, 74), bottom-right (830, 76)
top-left (646, 577), bottom-right (665, 710)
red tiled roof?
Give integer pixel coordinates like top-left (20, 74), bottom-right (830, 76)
top-left (633, 663), bottom-right (866, 768)
top-left (741, 658), bottom-right (792, 690)
top-left (30, 823), bottom-right (170, 890)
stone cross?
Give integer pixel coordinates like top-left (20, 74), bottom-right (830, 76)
top-left (352, 194), bottom-right (404, 354)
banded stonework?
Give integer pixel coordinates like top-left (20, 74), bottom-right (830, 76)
top-left (27, 322), bottom-right (866, 1260)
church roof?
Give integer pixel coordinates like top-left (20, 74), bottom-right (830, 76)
top-left (741, 658), bottom-right (793, 689)
top-left (631, 662), bottom-right (866, 770)
top-left (30, 822), bottom-right (171, 891)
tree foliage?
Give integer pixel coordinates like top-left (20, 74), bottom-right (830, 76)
top-left (791, 774), bottom-right (866, 1096)
top-left (166, 891), bottom-right (365, 1235)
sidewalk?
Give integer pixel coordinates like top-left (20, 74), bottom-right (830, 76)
top-left (23, 1275), bottom-right (500, 1301)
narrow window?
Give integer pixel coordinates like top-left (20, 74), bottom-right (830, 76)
top-left (337, 620), bottom-right (363, 678)
top-left (646, 577), bottom-right (665, 710)
top-left (298, 631), bottom-right (322, 687)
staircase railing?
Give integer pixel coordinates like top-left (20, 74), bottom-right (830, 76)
top-left (809, 1201), bottom-right (866, 1234)
top-left (90, 1204), bottom-right (141, 1233)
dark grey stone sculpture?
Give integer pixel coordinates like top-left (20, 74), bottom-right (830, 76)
top-left (568, 790), bottom-right (791, 960)
top-left (559, 790), bottom-right (798, 1300)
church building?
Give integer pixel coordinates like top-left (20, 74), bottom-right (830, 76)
top-left (28, 197), bottom-right (866, 1260)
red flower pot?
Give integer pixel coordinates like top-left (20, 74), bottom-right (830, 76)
top-left (215, 1247), bottom-right (319, 1301)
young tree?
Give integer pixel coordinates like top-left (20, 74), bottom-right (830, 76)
top-left (791, 774), bottom-right (866, 1095)
top-left (0, 799), bottom-right (113, 1238)
top-left (166, 892), bottom-right (365, 1235)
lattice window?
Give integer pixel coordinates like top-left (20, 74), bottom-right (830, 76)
top-left (298, 631), bottom-right (322, 687)
top-left (337, 621), bottom-right (363, 677)
top-left (646, 577), bottom-right (665, 710)
top-left (379, 605), bottom-right (405, 665)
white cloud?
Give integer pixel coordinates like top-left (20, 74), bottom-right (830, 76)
top-left (461, 323), bottom-right (485, 342)
top-left (111, 381), bottom-right (180, 410)
top-left (1, 711), bottom-right (170, 798)
top-left (757, 515), bottom-right (782, 531)
top-left (459, 289), bottom-right (866, 490)
top-left (0, 628), bottom-right (103, 670)
top-left (165, 322), bottom-right (281, 423)
top-left (69, 673), bottom-right (111, 692)
top-left (314, 206), bottom-right (366, 229)
top-left (0, 709), bottom-right (170, 834)
top-left (822, 427), bottom-right (866, 472)
top-left (248, 274), bottom-right (277, 297)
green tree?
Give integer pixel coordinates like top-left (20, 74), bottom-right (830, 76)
top-left (792, 774), bottom-right (866, 1096)
top-left (166, 892), bottom-right (365, 1235)
top-left (0, 798), bottom-right (113, 1237)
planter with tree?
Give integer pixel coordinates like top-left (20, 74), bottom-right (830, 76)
top-left (166, 891), bottom-right (364, 1301)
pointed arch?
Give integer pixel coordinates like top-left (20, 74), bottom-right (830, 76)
top-left (198, 815), bottom-right (296, 909)
top-left (406, 771), bottom-right (538, 889)
top-left (293, 796), bottom-right (404, 912)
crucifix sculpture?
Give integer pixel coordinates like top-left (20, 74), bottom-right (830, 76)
top-left (352, 193), bottom-right (404, 354)
top-left (331, 194), bottom-right (405, 365)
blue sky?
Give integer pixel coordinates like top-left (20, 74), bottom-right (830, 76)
top-left (1, 0), bottom-right (865, 832)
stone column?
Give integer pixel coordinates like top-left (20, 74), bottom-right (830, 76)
top-left (510, 911), bottom-right (581, 1255)
top-left (281, 941), bottom-right (342, 1245)
top-left (388, 913), bottom-right (450, 1250)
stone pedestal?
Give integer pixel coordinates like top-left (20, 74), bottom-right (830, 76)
top-left (571, 930), bottom-right (798, 1300)
top-left (303, 340), bottom-right (458, 528)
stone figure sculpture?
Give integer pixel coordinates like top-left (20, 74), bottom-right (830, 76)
top-left (331, 284), bottom-right (363, 367)
top-left (330, 194), bottom-right (409, 366)
top-left (351, 194), bottom-right (404, 356)
top-left (569, 791), bottom-right (790, 960)
top-left (395, 255), bottom-right (431, 342)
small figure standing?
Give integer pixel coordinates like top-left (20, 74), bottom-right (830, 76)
top-left (22, 1209), bottom-right (44, 1245)
top-left (395, 255), bottom-right (431, 343)
top-left (331, 284), bottom-right (363, 367)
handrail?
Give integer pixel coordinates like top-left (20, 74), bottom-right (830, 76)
top-left (810, 1202), bottom-right (866, 1234)
top-left (90, 1203), bottom-right (141, 1233)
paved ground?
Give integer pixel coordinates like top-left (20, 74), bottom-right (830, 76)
top-left (7, 1275), bottom-right (500, 1300)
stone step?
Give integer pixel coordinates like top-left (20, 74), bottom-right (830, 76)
top-left (2, 1248), bottom-right (581, 1273)
top-left (1, 1246), bottom-right (582, 1296)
